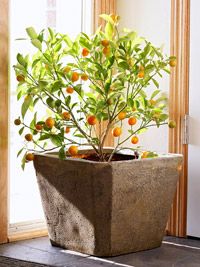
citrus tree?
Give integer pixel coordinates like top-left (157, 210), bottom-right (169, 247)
top-left (14, 14), bottom-right (176, 168)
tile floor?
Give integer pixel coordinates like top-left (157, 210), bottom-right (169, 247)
top-left (0, 236), bottom-right (200, 267)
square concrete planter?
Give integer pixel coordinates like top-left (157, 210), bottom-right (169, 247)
top-left (33, 149), bottom-right (182, 256)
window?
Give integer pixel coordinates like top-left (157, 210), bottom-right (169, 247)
top-left (9, 0), bottom-right (92, 232)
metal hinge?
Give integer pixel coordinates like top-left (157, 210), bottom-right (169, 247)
top-left (182, 114), bottom-right (189, 144)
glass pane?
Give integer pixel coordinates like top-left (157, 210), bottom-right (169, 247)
top-left (9, 0), bottom-right (91, 224)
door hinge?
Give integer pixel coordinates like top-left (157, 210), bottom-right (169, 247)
top-left (182, 114), bottom-right (189, 145)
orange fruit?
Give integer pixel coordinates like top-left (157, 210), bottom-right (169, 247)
top-left (65, 127), bottom-right (70, 133)
top-left (71, 72), bottom-right (79, 82)
top-left (118, 111), bottom-right (126, 120)
top-left (149, 99), bottom-right (156, 106)
top-left (62, 112), bottom-right (71, 120)
top-left (112, 127), bottom-right (122, 137)
top-left (132, 107), bottom-right (137, 112)
top-left (103, 46), bottom-right (110, 57)
top-left (25, 133), bottom-right (33, 142)
top-left (68, 145), bottom-right (78, 156)
top-left (128, 117), bottom-right (137, 126)
top-left (14, 119), bottom-right (21, 126)
top-left (138, 71), bottom-right (144, 78)
top-left (81, 74), bottom-right (88, 81)
top-left (101, 39), bottom-right (109, 47)
top-left (168, 120), bottom-right (176, 128)
top-left (45, 117), bottom-right (55, 128)
top-left (110, 14), bottom-right (120, 23)
top-left (87, 115), bottom-right (97, 125)
top-left (63, 66), bottom-right (71, 73)
top-left (16, 74), bottom-right (25, 82)
top-left (139, 65), bottom-right (144, 71)
top-left (35, 124), bottom-right (43, 131)
top-left (82, 48), bottom-right (89, 57)
top-left (131, 135), bottom-right (139, 144)
top-left (25, 153), bottom-right (34, 161)
top-left (66, 86), bottom-right (74, 94)
top-left (169, 59), bottom-right (176, 67)
top-left (141, 151), bottom-right (149, 159)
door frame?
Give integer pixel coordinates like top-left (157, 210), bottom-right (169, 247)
top-left (167, 0), bottom-right (190, 237)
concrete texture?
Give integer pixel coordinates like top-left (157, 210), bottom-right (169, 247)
top-left (34, 151), bottom-right (182, 256)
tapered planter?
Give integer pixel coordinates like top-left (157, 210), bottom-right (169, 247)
top-left (34, 149), bottom-right (182, 256)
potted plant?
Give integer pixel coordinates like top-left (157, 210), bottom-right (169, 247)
top-left (14, 14), bottom-right (182, 256)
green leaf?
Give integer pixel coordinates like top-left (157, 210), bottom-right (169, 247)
top-left (32, 59), bottom-right (40, 68)
top-left (74, 134), bottom-right (85, 138)
top-left (64, 34), bottom-right (73, 47)
top-left (50, 134), bottom-right (62, 146)
top-left (99, 14), bottom-right (114, 24)
top-left (152, 79), bottom-right (159, 89)
top-left (137, 128), bottom-right (148, 134)
top-left (39, 134), bottom-right (50, 141)
top-left (21, 95), bottom-right (32, 119)
top-left (26, 27), bottom-right (38, 39)
top-left (59, 146), bottom-right (66, 160)
top-left (21, 153), bottom-right (26, 170)
top-left (17, 148), bottom-right (24, 157)
top-left (19, 127), bottom-right (25, 135)
top-left (118, 61), bottom-right (129, 70)
top-left (31, 39), bottom-right (42, 51)
top-left (151, 90), bottom-right (160, 99)
top-left (17, 53), bottom-right (26, 67)
top-left (54, 43), bottom-right (62, 52)
top-left (105, 22), bottom-right (113, 39)
top-left (48, 28), bottom-right (54, 39)
top-left (65, 95), bottom-right (71, 106)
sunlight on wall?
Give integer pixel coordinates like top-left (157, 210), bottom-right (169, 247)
top-left (116, 0), bottom-right (170, 154)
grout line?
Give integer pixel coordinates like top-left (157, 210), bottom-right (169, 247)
top-left (163, 241), bottom-right (200, 250)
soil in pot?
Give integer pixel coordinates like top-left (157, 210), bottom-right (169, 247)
top-left (69, 152), bottom-right (139, 161)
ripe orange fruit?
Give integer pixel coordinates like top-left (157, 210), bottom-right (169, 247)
top-left (62, 112), bottom-right (71, 120)
top-left (168, 120), bottom-right (176, 128)
top-left (131, 135), bottom-right (139, 144)
top-left (66, 86), bottom-right (74, 94)
top-left (25, 133), bottom-right (33, 142)
top-left (14, 119), bottom-right (21, 125)
top-left (112, 127), bottom-right (122, 137)
top-left (68, 145), bottom-right (78, 156)
top-left (71, 72), bottom-right (79, 82)
top-left (82, 48), bottom-right (89, 57)
top-left (169, 59), bottom-right (176, 67)
top-left (81, 74), bottom-right (88, 81)
top-left (87, 115), bottom-right (97, 125)
top-left (63, 66), bottom-right (71, 73)
top-left (35, 124), bottom-right (43, 131)
top-left (138, 71), bottom-right (145, 78)
top-left (103, 46), bottom-right (110, 57)
top-left (128, 117), bottom-right (137, 126)
top-left (16, 74), bottom-right (25, 82)
top-left (141, 151), bottom-right (149, 159)
top-left (65, 127), bottom-right (70, 133)
top-left (45, 117), bottom-right (55, 128)
top-left (25, 153), bottom-right (34, 161)
top-left (118, 111), bottom-right (126, 120)
top-left (101, 39), bottom-right (109, 47)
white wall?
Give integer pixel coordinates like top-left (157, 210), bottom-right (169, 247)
top-left (116, 0), bottom-right (171, 153)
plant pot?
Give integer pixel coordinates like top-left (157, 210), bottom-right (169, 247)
top-left (33, 149), bottom-right (182, 257)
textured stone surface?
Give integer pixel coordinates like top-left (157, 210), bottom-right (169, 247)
top-left (34, 151), bottom-right (182, 256)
